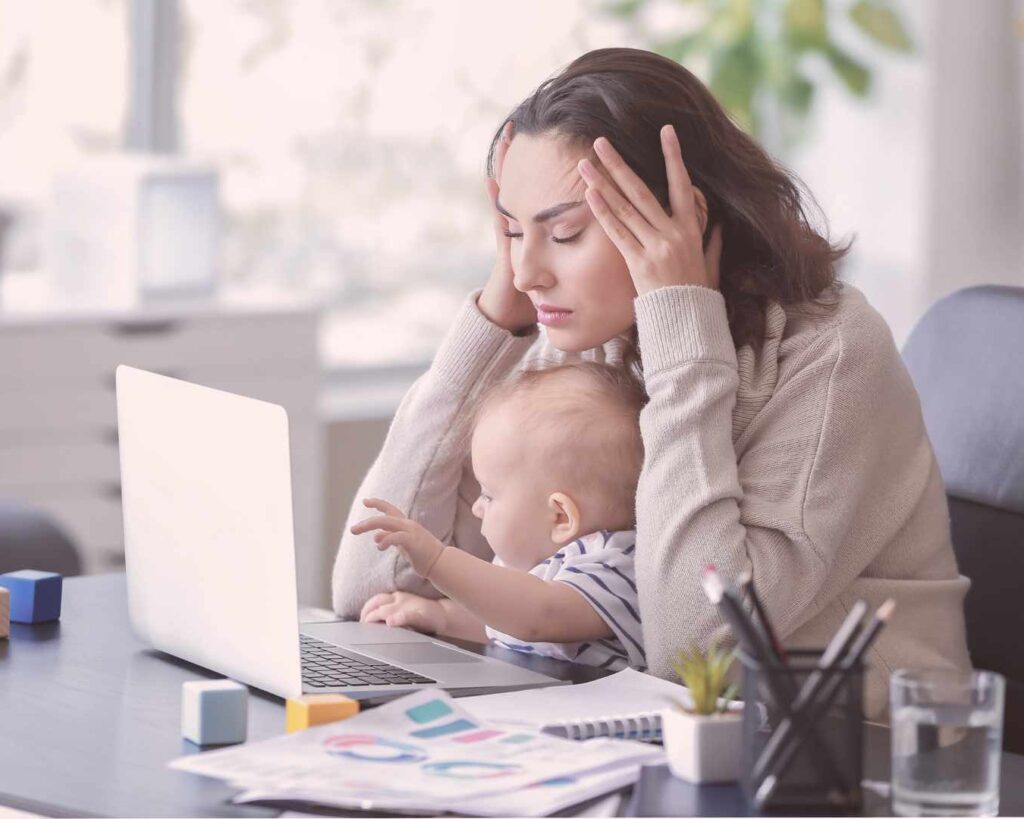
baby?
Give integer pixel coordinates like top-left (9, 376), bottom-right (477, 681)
top-left (350, 360), bottom-right (647, 671)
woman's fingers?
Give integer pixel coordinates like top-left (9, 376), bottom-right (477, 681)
top-left (704, 222), bottom-right (724, 290)
top-left (590, 137), bottom-right (671, 231)
top-left (494, 120), bottom-right (513, 184)
top-left (582, 185), bottom-right (644, 263)
top-left (661, 124), bottom-right (697, 227)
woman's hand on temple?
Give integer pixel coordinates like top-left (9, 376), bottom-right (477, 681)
top-left (349, 497), bottom-right (447, 578)
top-left (360, 590), bottom-right (446, 634)
top-left (478, 121), bottom-right (538, 334)
top-left (577, 124), bottom-right (723, 297)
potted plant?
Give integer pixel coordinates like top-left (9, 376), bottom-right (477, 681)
top-left (661, 641), bottom-right (742, 784)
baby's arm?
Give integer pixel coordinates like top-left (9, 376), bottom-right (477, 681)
top-left (429, 546), bottom-right (613, 644)
top-left (350, 497), bottom-right (611, 644)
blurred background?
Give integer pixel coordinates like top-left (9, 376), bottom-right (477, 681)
top-left (0, 0), bottom-right (1021, 607)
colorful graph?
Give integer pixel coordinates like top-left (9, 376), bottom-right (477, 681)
top-left (410, 718), bottom-right (477, 738)
top-left (422, 760), bottom-right (523, 779)
top-left (323, 734), bottom-right (426, 764)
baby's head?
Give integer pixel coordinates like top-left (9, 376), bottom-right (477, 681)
top-left (467, 361), bottom-right (646, 571)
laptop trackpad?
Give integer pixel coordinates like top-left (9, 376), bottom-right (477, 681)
top-left (352, 642), bottom-right (482, 665)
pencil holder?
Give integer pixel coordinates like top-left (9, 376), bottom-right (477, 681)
top-left (738, 649), bottom-right (865, 813)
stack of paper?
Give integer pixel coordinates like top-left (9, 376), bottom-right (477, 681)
top-left (170, 688), bottom-right (664, 816)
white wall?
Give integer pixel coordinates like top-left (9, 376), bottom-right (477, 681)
top-left (787, 0), bottom-right (1023, 347)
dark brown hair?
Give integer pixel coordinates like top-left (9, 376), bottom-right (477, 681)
top-left (486, 47), bottom-right (851, 377)
top-left (468, 360), bottom-right (647, 530)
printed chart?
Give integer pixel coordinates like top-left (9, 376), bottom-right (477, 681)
top-left (172, 689), bottom-right (662, 814)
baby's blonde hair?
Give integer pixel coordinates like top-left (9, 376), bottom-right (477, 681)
top-left (467, 361), bottom-right (647, 529)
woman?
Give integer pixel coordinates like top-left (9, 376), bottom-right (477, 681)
top-left (332, 47), bottom-right (971, 720)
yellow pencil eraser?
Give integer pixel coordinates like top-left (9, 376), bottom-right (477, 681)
top-left (286, 693), bottom-right (360, 733)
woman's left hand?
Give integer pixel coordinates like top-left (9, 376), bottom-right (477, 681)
top-left (577, 124), bottom-right (723, 297)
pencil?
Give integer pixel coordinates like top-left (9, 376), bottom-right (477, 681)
top-left (701, 568), bottom-right (849, 795)
top-left (755, 599), bottom-right (895, 807)
top-left (737, 568), bottom-right (787, 664)
top-left (751, 599), bottom-right (868, 784)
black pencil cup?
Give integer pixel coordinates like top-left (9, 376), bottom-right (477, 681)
top-left (739, 649), bottom-right (865, 813)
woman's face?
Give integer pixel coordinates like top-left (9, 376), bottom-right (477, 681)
top-left (497, 132), bottom-right (637, 352)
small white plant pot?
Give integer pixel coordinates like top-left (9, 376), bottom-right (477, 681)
top-left (661, 706), bottom-right (743, 784)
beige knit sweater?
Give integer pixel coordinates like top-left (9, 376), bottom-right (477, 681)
top-left (331, 283), bottom-right (972, 721)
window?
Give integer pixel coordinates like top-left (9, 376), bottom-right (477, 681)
top-left (0, 0), bottom-right (128, 271)
top-left (176, 0), bottom-right (635, 368)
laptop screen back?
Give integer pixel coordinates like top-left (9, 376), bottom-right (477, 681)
top-left (115, 365), bottom-right (303, 698)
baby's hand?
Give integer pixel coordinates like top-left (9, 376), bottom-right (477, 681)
top-left (360, 591), bottom-right (446, 634)
top-left (349, 497), bottom-right (446, 578)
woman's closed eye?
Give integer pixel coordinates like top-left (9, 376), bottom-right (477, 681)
top-left (503, 228), bottom-right (585, 244)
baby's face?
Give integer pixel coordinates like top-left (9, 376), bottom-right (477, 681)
top-left (469, 404), bottom-right (574, 571)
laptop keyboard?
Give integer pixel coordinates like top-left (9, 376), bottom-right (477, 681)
top-left (300, 634), bottom-right (437, 688)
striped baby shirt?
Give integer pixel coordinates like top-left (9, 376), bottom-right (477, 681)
top-left (484, 528), bottom-right (646, 671)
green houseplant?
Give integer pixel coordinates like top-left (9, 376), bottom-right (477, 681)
top-left (602, 0), bottom-right (914, 153)
top-left (662, 641), bottom-right (743, 783)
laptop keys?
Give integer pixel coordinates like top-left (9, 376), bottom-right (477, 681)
top-left (300, 634), bottom-right (437, 688)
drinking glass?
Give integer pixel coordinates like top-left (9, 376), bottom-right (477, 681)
top-left (890, 669), bottom-right (1004, 816)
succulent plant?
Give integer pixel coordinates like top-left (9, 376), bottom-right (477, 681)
top-left (670, 641), bottom-right (740, 716)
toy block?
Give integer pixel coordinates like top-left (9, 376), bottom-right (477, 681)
top-left (181, 679), bottom-right (248, 746)
top-left (0, 570), bottom-right (63, 624)
top-left (0, 587), bottom-right (9, 638)
top-left (286, 693), bottom-right (359, 733)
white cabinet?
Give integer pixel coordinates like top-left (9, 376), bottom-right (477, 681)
top-left (0, 299), bottom-right (325, 606)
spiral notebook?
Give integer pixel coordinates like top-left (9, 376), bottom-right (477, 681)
top-left (460, 667), bottom-right (739, 743)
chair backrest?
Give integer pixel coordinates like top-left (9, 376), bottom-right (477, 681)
top-left (902, 284), bottom-right (1024, 753)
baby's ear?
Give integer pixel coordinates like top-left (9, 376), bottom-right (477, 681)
top-left (548, 492), bottom-right (581, 544)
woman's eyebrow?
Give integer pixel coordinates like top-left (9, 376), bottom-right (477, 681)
top-left (495, 197), bottom-right (584, 223)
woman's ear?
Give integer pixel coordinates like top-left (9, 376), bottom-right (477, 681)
top-left (548, 491), bottom-right (582, 545)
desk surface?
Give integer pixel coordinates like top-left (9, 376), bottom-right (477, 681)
top-left (0, 574), bottom-right (604, 817)
top-left (2, 574), bottom-right (1023, 818)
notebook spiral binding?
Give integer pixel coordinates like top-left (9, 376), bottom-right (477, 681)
top-left (541, 712), bottom-right (662, 742)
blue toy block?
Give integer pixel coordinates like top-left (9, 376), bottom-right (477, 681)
top-left (0, 570), bottom-right (63, 624)
top-left (181, 679), bottom-right (248, 746)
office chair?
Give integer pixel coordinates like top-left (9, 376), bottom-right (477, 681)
top-left (902, 284), bottom-right (1024, 754)
top-left (0, 500), bottom-right (82, 577)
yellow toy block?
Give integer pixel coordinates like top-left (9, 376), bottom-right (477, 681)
top-left (286, 693), bottom-right (359, 732)
top-left (0, 587), bottom-right (8, 638)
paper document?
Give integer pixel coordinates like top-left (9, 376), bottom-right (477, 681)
top-left (171, 688), bottom-right (662, 816)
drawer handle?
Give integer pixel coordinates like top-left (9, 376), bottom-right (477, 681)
top-left (103, 428), bottom-right (119, 445)
top-left (109, 320), bottom-right (182, 336)
top-left (101, 483), bottom-right (122, 500)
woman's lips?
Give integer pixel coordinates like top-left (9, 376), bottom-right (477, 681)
top-left (537, 306), bottom-right (573, 327)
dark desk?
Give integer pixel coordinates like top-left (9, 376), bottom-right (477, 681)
top-left (0, 574), bottom-right (603, 817)
top-left (2, 574), bottom-right (1023, 817)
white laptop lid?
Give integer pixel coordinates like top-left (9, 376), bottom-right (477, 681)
top-left (116, 365), bottom-right (302, 699)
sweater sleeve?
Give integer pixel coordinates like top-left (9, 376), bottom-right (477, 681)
top-left (632, 284), bottom-right (898, 681)
top-left (331, 288), bottom-right (540, 619)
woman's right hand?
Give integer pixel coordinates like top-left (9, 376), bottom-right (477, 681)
top-left (478, 120), bottom-right (538, 335)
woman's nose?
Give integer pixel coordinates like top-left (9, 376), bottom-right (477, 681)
top-left (512, 246), bottom-right (554, 292)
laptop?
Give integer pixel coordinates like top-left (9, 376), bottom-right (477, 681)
top-left (115, 365), bottom-right (564, 700)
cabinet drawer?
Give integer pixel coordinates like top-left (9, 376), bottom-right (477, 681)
top-left (0, 438), bottom-right (120, 488)
top-left (0, 311), bottom-right (317, 387)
